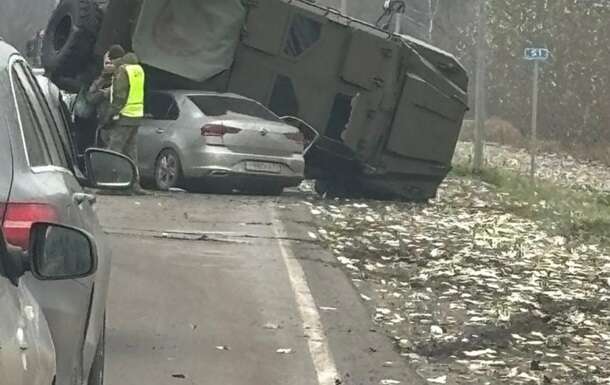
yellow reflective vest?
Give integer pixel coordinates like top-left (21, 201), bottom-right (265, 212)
top-left (120, 64), bottom-right (145, 118)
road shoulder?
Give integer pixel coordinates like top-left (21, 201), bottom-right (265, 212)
top-left (277, 203), bottom-right (425, 385)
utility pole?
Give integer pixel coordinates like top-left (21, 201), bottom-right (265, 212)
top-left (340, 0), bottom-right (347, 14)
top-left (530, 60), bottom-right (539, 179)
top-left (472, 0), bottom-right (487, 173)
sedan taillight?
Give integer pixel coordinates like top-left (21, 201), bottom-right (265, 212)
top-left (201, 124), bottom-right (241, 146)
top-left (0, 203), bottom-right (58, 250)
top-left (284, 132), bottom-right (305, 145)
top-left (201, 124), bottom-right (241, 137)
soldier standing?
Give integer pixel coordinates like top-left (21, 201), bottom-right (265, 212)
top-left (104, 51), bottom-right (147, 195)
top-left (87, 44), bottom-right (126, 147)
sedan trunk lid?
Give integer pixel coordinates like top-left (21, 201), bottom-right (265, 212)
top-left (206, 118), bottom-right (302, 157)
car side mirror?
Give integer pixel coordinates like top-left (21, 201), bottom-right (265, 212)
top-left (30, 223), bottom-right (97, 281)
top-left (85, 148), bottom-right (137, 190)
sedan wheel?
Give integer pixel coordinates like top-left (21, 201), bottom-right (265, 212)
top-left (155, 149), bottom-right (182, 191)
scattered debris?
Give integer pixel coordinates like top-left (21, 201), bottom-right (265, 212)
top-left (319, 306), bottom-right (337, 312)
top-left (427, 375), bottom-right (447, 384)
top-left (309, 147), bottom-right (610, 384)
top-left (263, 322), bottom-right (281, 330)
top-left (430, 325), bottom-right (443, 337)
top-left (455, 142), bottom-right (610, 192)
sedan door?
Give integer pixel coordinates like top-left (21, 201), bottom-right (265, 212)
top-left (137, 92), bottom-right (181, 179)
top-left (0, 85), bottom-right (55, 385)
top-left (0, 273), bottom-right (56, 385)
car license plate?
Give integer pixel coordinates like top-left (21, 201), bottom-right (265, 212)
top-left (246, 161), bottom-right (281, 174)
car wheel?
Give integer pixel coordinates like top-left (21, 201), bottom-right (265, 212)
top-left (87, 318), bottom-right (105, 385)
top-left (154, 149), bottom-right (183, 191)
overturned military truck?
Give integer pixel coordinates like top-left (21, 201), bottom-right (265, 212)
top-left (42, 0), bottom-right (469, 201)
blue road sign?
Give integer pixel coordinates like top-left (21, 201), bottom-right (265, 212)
top-left (524, 48), bottom-right (550, 61)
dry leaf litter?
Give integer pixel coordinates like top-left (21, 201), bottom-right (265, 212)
top-left (302, 144), bottom-right (610, 384)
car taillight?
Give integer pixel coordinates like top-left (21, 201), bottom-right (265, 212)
top-left (284, 132), bottom-right (305, 145)
top-left (201, 124), bottom-right (241, 136)
top-left (0, 203), bottom-right (58, 250)
top-left (201, 124), bottom-right (241, 146)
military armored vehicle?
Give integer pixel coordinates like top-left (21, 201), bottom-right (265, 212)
top-left (41, 0), bottom-right (469, 200)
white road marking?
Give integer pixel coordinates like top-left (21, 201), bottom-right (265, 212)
top-left (272, 209), bottom-right (340, 385)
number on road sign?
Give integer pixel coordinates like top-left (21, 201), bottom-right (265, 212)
top-left (524, 48), bottom-right (550, 61)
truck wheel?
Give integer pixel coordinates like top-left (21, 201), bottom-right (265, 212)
top-left (42, 0), bottom-right (101, 78)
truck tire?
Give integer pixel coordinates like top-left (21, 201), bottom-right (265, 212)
top-left (42, 0), bottom-right (101, 79)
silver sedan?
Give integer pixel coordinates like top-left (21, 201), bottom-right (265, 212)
top-left (137, 91), bottom-right (306, 194)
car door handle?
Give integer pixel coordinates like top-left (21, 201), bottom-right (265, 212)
top-left (73, 192), bottom-right (97, 205)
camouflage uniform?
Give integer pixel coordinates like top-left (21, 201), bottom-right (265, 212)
top-left (103, 53), bottom-right (142, 157)
top-left (104, 53), bottom-right (145, 192)
top-left (86, 65), bottom-right (114, 146)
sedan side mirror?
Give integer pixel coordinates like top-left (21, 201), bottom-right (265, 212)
top-left (30, 223), bottom-right (97, 281)
top-left (85, 148), bottom-right (137, 190)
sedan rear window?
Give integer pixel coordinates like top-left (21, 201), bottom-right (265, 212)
top-left (189, 96), bottom-right (280, 122)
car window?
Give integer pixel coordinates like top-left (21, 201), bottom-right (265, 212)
top-left (35, 75), bottom-right (79, 168)
top-left (189, 96), bottom-right (281, 122)
top-left (11, 62), bottom-right (68, 169)
top-left (11, 66), bottom-right (52, 167)
top-left (16, 63), bottom-right (70, 169)
top-left (146, 93), bottom-right (179, 120)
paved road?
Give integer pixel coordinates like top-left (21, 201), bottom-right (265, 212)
top-left (95, 191), bottom-right (423, 385)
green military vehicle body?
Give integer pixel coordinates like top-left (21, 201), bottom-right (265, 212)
top-left (42, 0), bottom-right (469, 200)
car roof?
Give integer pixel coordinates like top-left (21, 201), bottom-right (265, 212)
top-left (0, 40), bottom-right (18, 71)
top-left (154, 90), bottom-right (256, 102)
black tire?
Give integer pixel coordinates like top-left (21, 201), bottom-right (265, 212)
top-left (154, 149), bottom-right (183, 191)
top-left (42, 0), bottom-right (101, 79)
top-left (87, 317), bottom-right (105, 385)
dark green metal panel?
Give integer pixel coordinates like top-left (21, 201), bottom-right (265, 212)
top-left (341, 30), bottom-right (395, 91)
top-left (387, 73), bottom-right (466, 164)
top-left (241, 1), bottom-right (291, 56)
top-left (227, 49), bottom-right (276, 104)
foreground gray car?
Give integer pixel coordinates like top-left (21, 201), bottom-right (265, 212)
top-left (137, 91), bottom-right (305, 194)
top-left (0, 40), bottom-right (136, 385)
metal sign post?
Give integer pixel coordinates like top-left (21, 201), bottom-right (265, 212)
top-left (473, 0), bottom-right (487, 173)
top-left (524, 48), bottom-right (549, 179)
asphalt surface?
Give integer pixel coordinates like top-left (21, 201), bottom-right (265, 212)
top-left (95, 191), bottom-right (424, 385)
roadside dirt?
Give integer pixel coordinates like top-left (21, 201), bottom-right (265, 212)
top-left (454, 142), bottom-right (610, 193)
top-left (303, 168), bottom-right (610, 384)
